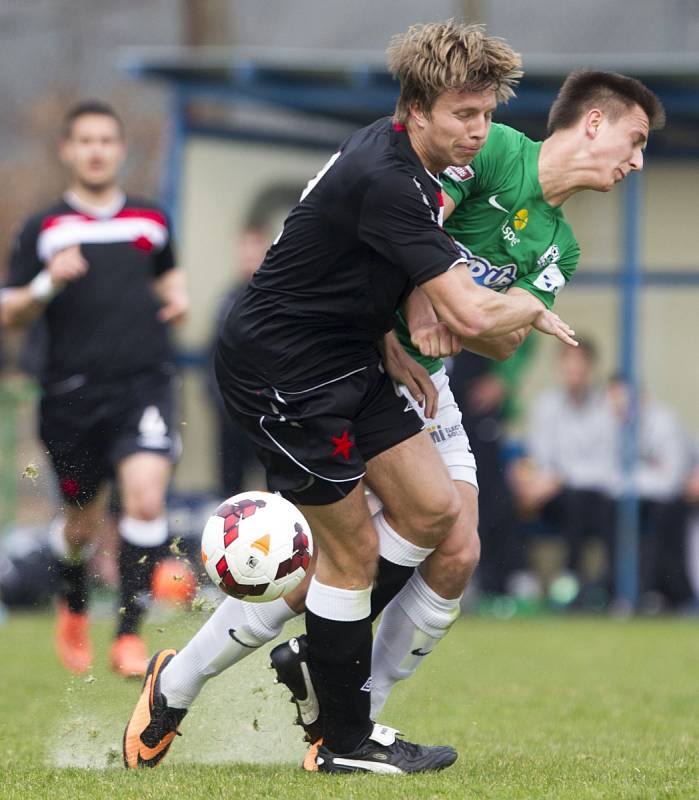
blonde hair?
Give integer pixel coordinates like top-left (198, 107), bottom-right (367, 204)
top-left (387, 21), bottom-right (522, 123)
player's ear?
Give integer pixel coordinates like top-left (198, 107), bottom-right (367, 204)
top-left (409, 102), bottom-right (429, 129)
top-left (584, 108), bottom-right (604, 139)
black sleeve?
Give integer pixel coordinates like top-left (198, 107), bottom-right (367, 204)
top-left (153, 211), bottom-right (177, 277)
top-left (358, 172), bottom-right (463, 286)
top-left (5, 217), bottom-right (43, 288)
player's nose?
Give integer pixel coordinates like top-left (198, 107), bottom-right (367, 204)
top-left (630, 149), bottom-right (644, 171)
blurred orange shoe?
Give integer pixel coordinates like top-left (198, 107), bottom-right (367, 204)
top-left (56, 603), bottom-right (92, 674)
top-left (110, 634), bottom-right (149, 678)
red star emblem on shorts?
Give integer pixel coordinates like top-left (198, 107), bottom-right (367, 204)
top-left (330, 430), bottom-right (355, 460)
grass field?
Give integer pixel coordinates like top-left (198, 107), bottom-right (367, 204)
top-left (0, 609), bottom-right (697, 800)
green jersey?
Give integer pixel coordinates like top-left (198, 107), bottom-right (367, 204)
top-left (395, 122), bottom-right (580, 373)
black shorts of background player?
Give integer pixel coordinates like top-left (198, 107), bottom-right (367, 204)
top-left (0, 100), bottom-right (189, 678)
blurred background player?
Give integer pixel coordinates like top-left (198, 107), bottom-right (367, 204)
top-left (0, 101), bottom-right (189, 677)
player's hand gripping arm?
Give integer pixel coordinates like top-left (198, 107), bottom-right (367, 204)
top-left (153, 267), bottom-right (189, 325)
top-left (378, 330), bottom-right (438, 418)
top-left (404, 285), bottom-right (531, 362)
top-left (421, 266), bottom-right (577, 345)
top-left (0, 244), bottom-right (88, 329)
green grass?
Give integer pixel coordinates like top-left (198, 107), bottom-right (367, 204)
top-left (0, 610), bottom-right (697, 799)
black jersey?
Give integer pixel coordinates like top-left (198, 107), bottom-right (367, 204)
top-left (5, 194), bottom-right (176, 386)
top-left (220, 117), bottom-right (464, 391)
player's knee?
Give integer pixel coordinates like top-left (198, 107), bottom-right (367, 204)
top-left (440, 534), bottom-right (481, 590)
top-left (408, 486), bottom-right (462, 548)
top-left (123, 488), bottom-right (165, 522)
top-left (64, 504), bottom-right (99, 547)
top-left (318, 531), bottom-right (378, 586)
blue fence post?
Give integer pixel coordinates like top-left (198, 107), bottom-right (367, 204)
top-left (161, 87), bottom-right (187, 230)
top-left (615, 170), bottom-right (642, 609)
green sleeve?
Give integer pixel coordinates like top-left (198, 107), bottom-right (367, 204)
top-left (510, 243), bottom-right (580, 309)
top-left (442, 172), bottom-right (474, 207)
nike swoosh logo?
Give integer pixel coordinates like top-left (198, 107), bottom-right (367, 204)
top-left (488, 194), bottom-right (509, 213)
top-left (229, 628), bottom-right (260, 648)
top-left (411, 648), bottom-right (433, 657)
top-left (138, 731), bottom-right (176, 763)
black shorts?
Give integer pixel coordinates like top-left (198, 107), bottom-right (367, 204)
top-left (215, 345), bottom-right (424, 505)
top-left (39, 367), bottom-right (179, 506)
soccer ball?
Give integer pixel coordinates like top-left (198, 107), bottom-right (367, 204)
top-left (200, 491), bottom-right (313, 602)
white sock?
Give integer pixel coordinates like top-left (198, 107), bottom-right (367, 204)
top-left (370, 570), bottom-right (461, 719)
top-left (373, 510), bottom-right (435, 566)
top-left (306, 576), bottom-right (372, 620)
top-left (160, 596), bottom-right (299, 709)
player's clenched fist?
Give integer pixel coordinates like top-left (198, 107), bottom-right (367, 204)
top-left (47, 244), bottom-right (89, 286)
top-left (411, 321), bottom-right (462, 358)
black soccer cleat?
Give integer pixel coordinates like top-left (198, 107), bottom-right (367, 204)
top-left (123, 648), bottom-right (188, 768)
top-left (316, 724), bottom-right (458, 775)
top-left (269, 635), bottom-right (322, 743)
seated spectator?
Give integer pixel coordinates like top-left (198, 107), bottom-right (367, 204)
top-left (510, 339), bottom-right (616, 602)
top-left (608, 377), bottom-right (694, 609)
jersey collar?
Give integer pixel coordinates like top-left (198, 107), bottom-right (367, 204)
top-left (63, 189), bottom-right (127, 219)
top-left (389, 119), bottom-right (442, 190)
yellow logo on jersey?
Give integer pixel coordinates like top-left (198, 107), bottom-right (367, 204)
top-left (514, 208), bottom-right (529, 231)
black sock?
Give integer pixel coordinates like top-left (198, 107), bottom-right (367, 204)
top-left (57, 560), bottom-right (88, 613)
top-left (305, 609), bottom-right (374, 753)
top-left (117, 539), bottom-right (170, 637)
top-left (370, 557), bottom-right (415, 621)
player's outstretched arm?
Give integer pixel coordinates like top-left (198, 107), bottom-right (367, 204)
top-left (421, 267), bottom-right (577, 345)
top-left (153, 267), bottom-right (189, 325)
top-left (405, 284), bottom-right (532, 361)
top-left (0, 244), bottom-right (87, 328)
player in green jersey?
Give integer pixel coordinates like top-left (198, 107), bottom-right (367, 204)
top-left (368, 70), bottom-right (665, 718)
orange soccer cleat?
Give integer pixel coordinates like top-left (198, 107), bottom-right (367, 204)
top-left (110, 634), bottom-right (149, 678)
top-left (123, 648), bottom-right (187, 768)
top-left (56, 602), bottom-right (92, 674)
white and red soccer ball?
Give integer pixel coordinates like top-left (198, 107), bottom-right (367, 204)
top-left (201, 491), bottom-right (313, 603)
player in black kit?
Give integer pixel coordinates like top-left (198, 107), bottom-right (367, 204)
top-left (123, 22), bottom-right (576, 773)
top-left (0, 101), bottom-right (189, 678)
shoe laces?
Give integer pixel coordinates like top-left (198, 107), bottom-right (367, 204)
top-left (142, 696), bottom-right (186, 746)
top-left (388, 735), bottom-right (425, 759)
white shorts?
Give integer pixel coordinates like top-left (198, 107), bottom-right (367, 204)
top-left (366, 366), bottom-right (478, 515)
top-left (402, 366), bottom-right (478, 489)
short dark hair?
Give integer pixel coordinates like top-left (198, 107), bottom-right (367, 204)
top-left (62, 100), bottom-right (124, 139)
top-left (547, 71), bottom-right (665, 135)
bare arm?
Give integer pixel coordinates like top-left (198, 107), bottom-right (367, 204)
top-left (443, 192), bottom-right (456, 221)
top-left (0, 245), bottom-right (87, 329)
top-left (404, 284), bottom-right (532, 361)
top-left (421, 266), bottom-right (576, 345)
top-left (153, 267), bottom-right (189, 325)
